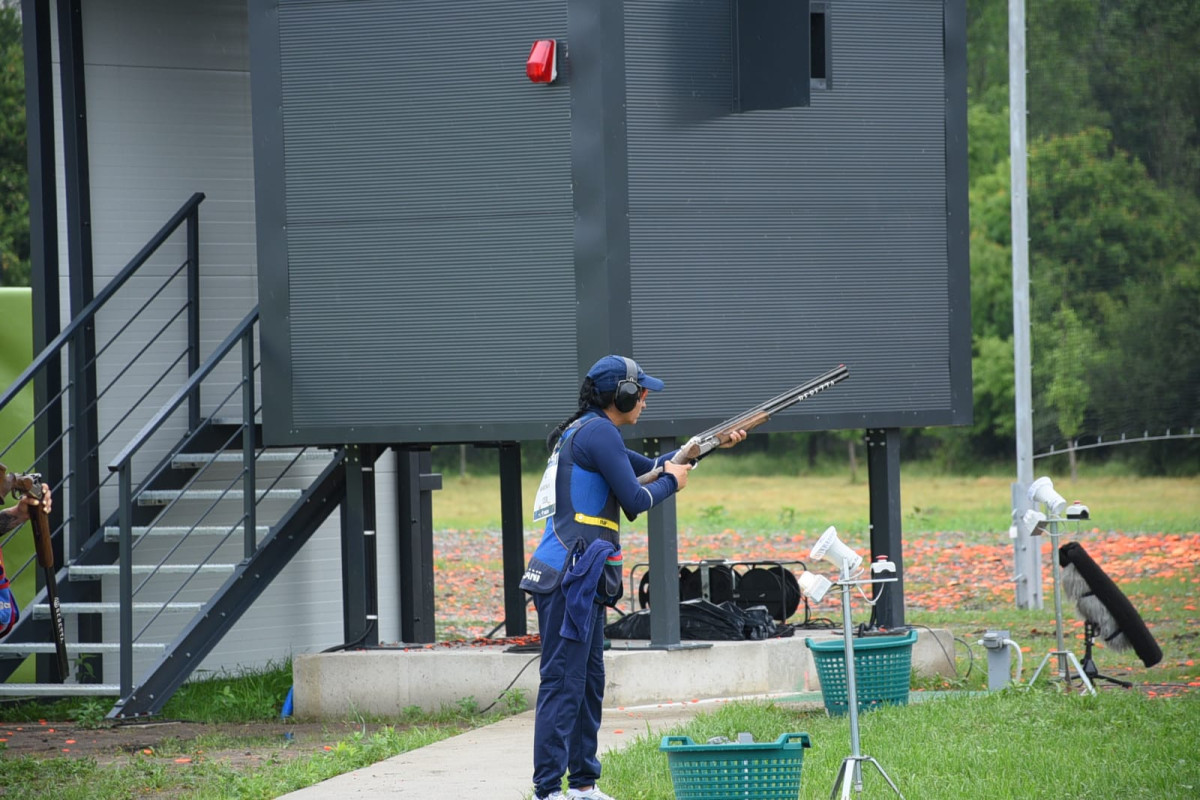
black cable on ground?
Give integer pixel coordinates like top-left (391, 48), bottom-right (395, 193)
top-left (477, 653), bottom-right (541, 714)
top-left (321, 618), bottom-right (377, 653)
top-left (905, 622), bottom-right (972, 681)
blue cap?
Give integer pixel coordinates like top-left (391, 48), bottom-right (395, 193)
top-left (586, 355), bottom-right (665, 394)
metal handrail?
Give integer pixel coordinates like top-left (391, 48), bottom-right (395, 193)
top-left (108, 308), bottom-right (258, 473)
top-left (0, 193), bottom-right (204, 410)
top-left (109, 307), bottom-right (258, 699)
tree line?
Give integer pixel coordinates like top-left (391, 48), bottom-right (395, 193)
top-left (960, 0), bottom-right (1199, 475)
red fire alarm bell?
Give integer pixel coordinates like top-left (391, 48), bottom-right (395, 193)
top-left (526, 39), bottom-right (556, 84)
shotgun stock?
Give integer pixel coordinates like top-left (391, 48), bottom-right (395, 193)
top-left (638, 364), bottom-right (849, 485)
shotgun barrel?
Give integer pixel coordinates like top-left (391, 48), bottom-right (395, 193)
top-left (637, 364), bottom-right (849, 485)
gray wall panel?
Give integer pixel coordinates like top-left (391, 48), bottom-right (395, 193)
top-left (264, 0), bottom-right (575, 443)
top-left (623, 0), bottom-right (961, 431)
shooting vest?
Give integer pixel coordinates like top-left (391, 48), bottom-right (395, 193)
top-left (520, 414), bottom-right (621, 594)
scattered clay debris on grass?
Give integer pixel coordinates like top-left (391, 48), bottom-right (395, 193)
top-left (3, 529), bottom-right (1194, 766)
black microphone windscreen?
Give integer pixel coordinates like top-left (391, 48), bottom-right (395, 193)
top-left (1059, 541), bottom-right (1162, 669)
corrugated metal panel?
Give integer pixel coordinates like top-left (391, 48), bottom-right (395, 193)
top-left (275, 0), bottom-right (575, 434)
top-left (624, 0), bottom-right (954, 427)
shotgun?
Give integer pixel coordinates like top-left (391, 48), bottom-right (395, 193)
top-left (638, 364), bottom-right (850, 485)
top-left (0, 465), bottom-right (69, 681)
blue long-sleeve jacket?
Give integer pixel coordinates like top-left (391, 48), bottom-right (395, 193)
top-left (520, 410), bottom-right (679, 594)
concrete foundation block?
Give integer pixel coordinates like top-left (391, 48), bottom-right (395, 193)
top-left (292, 628), bottom-right (954, 720)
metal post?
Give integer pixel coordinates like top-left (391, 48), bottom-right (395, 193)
top-left (24, 0), bottom-right (67, 686)
top-left (644, 438), bottom-right (680, 647)
top-left (241, 327), bottom-right (256, 558)
top-left (828, 563), bottom-right (905, 800)
top-left (339, 444), bottom-right (369, 646)
top-left (840, 563), bottom-right (863, 791)
top-left (1009, 0), bottom-right (1041, 609)
top-left (187, 206), bottom-right (201, 431)
top-left (58, 0), bottom-right (100, 558)
top-left (397, 448), bottom-right (440, 643)
top-left (498, 443), bottom-right (527, 636)
top-left (24, 0), bottom-right (61, 484)
top-left (866, 429), bottom-right (905, 629)
top-left (361, 445), bottom-right (379, 647)
top-left (118, 463), bottom-right (133, 701)
top-left (1025, 520), bottom-right (1095, 695)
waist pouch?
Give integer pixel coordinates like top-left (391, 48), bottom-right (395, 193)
top-left (598, 551), bottom-right (624, 608)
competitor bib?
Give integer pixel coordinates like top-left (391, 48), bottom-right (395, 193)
top-left (532, 442), bottom-right (562, 523)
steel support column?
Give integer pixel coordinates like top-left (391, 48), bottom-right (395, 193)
top-left (644, 438), bottom-right (684, 648)
top-left (866, 428), bottom-right (905, 630)
top-left (339, 445), bottom-right (371, 647)
top-left (22, 0), bottom-right (67, 687)
top-left (498, 442), bottom-right (527, 636)
top-left (57, 0), bottom-right (103, 683)
top-left (396, 447), bottom-right (441, 643)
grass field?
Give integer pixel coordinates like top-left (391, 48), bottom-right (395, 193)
top-left (602, 691), bottom-right (1200, 799)
top-left (1, 468), bottom-right (1194, 799)
top-left (428, 467), bottom-right (1199, 690)
top-left (432, 467), bottom-right (1200, 539)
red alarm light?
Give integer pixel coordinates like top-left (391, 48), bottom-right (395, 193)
top-left (526, 39), bottom-right (557, 84)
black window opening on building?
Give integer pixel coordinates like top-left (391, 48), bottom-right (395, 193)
top-left (811, 1), bottom-right (830, 89)
top-left (735, 0), bottom-right (830, 112)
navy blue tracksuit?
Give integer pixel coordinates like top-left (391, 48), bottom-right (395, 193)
top-left (521, 411), bottom-right (679, 797)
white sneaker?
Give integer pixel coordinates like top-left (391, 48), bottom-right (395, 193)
top-left (536, 793), bottom-right (566, 800)
top-left (568, 788), bottom-right (617, 800)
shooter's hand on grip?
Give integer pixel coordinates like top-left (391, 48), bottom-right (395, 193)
top-left (663, 460), bottom-right (692, 491)
top-left (638, 429), bottom-right (747, 486)
top-left (9, 482), bottom-right (52, 524)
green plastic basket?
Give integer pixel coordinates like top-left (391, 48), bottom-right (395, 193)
top-left (660, 732), bottom-right (811, 800)
top-left (804, 629), bottom-right (917, 716)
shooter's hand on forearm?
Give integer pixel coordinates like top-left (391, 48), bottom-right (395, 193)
top-left (719, 429), bottom-right (748, 449)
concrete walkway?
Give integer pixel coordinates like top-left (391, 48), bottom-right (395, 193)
top-left (277, 697), bottom-right (773, 799)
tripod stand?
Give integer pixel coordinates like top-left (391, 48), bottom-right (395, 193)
top-left (1079, 621), bottom-right (1132, 688)
top-left (1027, 519), bottom-right (1096, 696)
top-left (827, 559), bottom-right (904, 800)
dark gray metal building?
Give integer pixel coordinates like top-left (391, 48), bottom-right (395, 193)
top-left (11, 0), bottom-right (967, 708)
top-left (253, 0), bottom-right (970, 446)
top-left (251, 0), bottom-right (970, 632)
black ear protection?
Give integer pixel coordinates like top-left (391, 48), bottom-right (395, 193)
top-left (614, 357), bottom-right (642, 413)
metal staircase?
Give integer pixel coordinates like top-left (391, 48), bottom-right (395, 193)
top-left (0, 194), bottom-right (349, 717)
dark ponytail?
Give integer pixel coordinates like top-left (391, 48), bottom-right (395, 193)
top-left (546, 377), bottom-right (615, 451)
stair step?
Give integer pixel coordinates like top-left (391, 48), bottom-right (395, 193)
top-left (211, 416), bottom-right (262, 426)
top-left (138, 488), bottom-right (303, 506)
top-left (103, 525), bottom-right (270, 541)
top-left (0, 683), bottom-right (121, 697)
top-left (34, 602), bottom-right (205, 617)
top-left (69, 564), bottom-right (237, 579)
top-left (171, 450), bottom-right (333, 468)
top-left (0, 642), bottom-right (165, 654)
